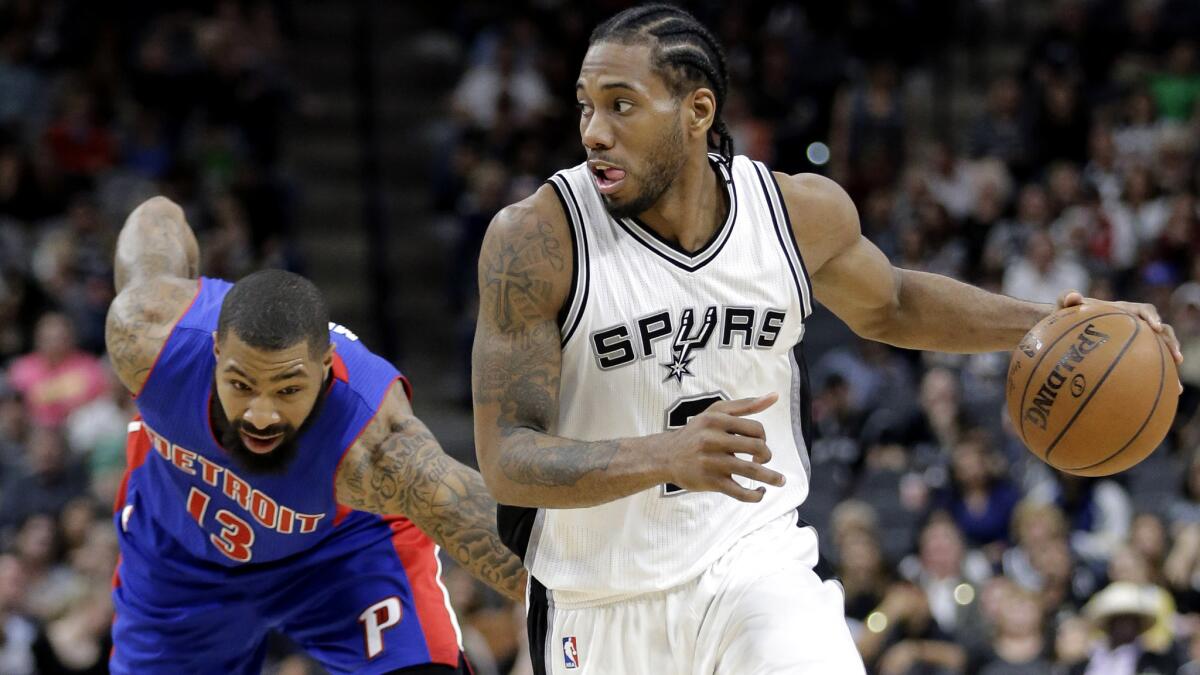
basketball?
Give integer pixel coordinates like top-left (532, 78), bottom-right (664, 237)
top-left (1006, 304), bottom-right (1180, 476)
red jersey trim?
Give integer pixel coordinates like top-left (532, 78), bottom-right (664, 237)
top-left (387, 516), bottom-right (461, 665)
top-left (114, 417), bottom-right (152, 513)
top-left (133, 278), bottom-right (203, 400)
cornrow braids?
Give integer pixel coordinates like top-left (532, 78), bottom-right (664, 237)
top-left (590, 3), bottom-right (734, 164)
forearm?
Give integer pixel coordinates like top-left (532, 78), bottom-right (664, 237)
top-left (403, 454), bottom-right (528, 602)
top-left (485, 428), bottom-right (667, 508)
top-left (114, 197), bottom-right (200, 292)
top-left (878, 269), bottom-right (1052, 352)
top-left (339, 421), bottom-right (527, 601)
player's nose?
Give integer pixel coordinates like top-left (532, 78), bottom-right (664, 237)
top-left (243, 397), bottom-right (280, 428)
top-left (581, 112), bottom-right (614, 150)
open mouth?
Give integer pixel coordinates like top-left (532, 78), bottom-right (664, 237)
top-left (239, 429), bottom-right (284, 454)
top-left (589, 160), bottom-right (626, 194)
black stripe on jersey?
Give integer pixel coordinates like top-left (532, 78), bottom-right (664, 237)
top-left (497, 504), bottom-right (538, 562)
top-left (794, 343), bottom-right (813, 454)
top-left (795, 514), bottom-right (839, 583)
top-left (764, 166), bottom-right (815, 316)
top-left (527, 576), bottom-right (550, 675)
top-left (752, 164), bottom-right (806, 312)
top-left (611, 155), bottom-right (738, 273)
top-left (547, 177), bottom-right (580, 332)
top-left (558, 177), bottom-right (591, 345)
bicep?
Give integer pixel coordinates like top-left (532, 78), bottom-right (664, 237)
top-left (777, 172), bottom-right (899, 340)
top-left (810, 234), bottom-right (900, 338)
top-left (470, 198), bottom-right (571, 468)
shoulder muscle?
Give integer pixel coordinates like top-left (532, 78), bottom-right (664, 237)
top-left (773, 172), bottom-right (861, 276)
top-left (105, 277), bottom-right (198, 394)
top-left (477, 184), bottom-right (573, 326)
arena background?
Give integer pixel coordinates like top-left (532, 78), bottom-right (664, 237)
top-left (0, 0), bottom-right (1197, 673)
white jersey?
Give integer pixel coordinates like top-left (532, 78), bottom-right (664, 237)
top-left (510, 154), bottom-right (815, 606)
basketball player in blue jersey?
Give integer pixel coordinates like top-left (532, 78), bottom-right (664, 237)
top-left (471, 5), bottom-right (1183, 674)
top-left (105, 196), bottom-right (525, 674)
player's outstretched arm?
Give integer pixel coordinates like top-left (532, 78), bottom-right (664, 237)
top-left (472, 189), bottom-right (785, 509)
top-left (105, 196), bottom-right (202, 394)
top-left (335, 382), bottom-right (527, 601)
top-left (777, 173), bottom-right (1182, 359)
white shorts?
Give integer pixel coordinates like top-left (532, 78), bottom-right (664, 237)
top-left (529, 511), bottom-right (865, 675)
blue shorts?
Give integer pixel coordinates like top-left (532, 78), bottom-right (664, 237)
top-left (111, 497), bottom-right (468, 675)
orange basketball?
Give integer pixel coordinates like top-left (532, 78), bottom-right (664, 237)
top-left (1006, 304), bottom-right (1180, 476)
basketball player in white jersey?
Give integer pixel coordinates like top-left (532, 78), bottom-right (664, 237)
top-left (471, 5), bottom-right (1182, 674)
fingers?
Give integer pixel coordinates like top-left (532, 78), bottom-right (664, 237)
top-left (1134, 303), bottom-right (1164, 331)
top-left (711, 393), bottom-right (778, 417)
top-left (1058, 290), bottom-right (1085, 308)
top-left (715, 479), bottom-right (767, 503)
top-left (1161, 323), bottom-right (1183, 365)
top-left (719, 433), bottom-right (773, 464)
top-left (708, 412), bottom-right (767, 439)
top-left (726, 457), bottom-right (786, 487)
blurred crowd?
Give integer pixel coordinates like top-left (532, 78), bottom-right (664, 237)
top-left (0, 0), bottom-right (299, 672)
top-left (432, 1), bottom-right (1200, 673)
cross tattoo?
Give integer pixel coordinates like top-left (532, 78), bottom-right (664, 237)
top-left (486, 245), bottom-right (534, 331)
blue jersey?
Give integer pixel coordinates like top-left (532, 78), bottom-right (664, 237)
top-left (125, 277), bottom-right (406, 568)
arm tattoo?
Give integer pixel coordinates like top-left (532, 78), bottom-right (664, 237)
top-left (338, 409), bottom-right (527, 601)
top-left (114, 198), bottom-right (199, 293)
top-left (105, 278), bottom-right (196, 393)
top-left (472, 207), bottom-right (622, 491)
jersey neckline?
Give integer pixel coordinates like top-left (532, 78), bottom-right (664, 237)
top-left (611, 154), bottom-right (738, 273)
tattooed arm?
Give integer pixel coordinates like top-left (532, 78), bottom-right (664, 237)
top-left (105, 197), bottom-right (201, 394)
top-left (472, 187), bottom-right (782, 509)
top-left (336, 382), bottom-right (527, 601)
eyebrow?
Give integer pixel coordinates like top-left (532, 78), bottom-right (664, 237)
top-left (224, 364), bottom-right (256, 385)
top-left (576, 81), bottom-right (638, 92)
top-left (270, 367), bottom-right (306, 383)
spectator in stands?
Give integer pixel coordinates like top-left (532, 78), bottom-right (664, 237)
top-left (451, 34), bottom-right (550, 132)
top-left (1002, 229), bottom-right (1091, 304)
top-left (837, 523), bottom-right (893, 631)
top-left (898, 514), bottom-right (991, 640)
top-left (857, 581), bottom-right (967, 675)
top-left (1031, 473), bottom-right (1133, 568)
top-left (934, 434), bottom-right (1021, 556)
top-left (0, 425), bottom-right (89, 530)
top-left (1114, 89), bottom-right (1164, 168)
top-left (969, 584), bottom-right (1054, 674)
top-left (7, 312), bottom-right (105, 427)
top-left (970, 75), bottom-right (1034, 177)
top-left (1150, 40), bottom-right (1200, 122)
top-left (0, 553), bottom-right (35, 675)
top-left (12, 512), bottom-right (79, 622)
top-left (1069, 582), bottom-right (1178, 674)
top-left (982, 183), bottom-right (1052, 274)
top-left (31, 586), bottom-right (111, 675)
top-left (1112, 165), bottom-right (1169, 246)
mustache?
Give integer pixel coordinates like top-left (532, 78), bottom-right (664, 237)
top-left (236, 421), bottom-right (291, 438)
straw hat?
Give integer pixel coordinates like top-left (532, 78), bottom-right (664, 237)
top-left (1083, 582), bottom-right (1157, 633)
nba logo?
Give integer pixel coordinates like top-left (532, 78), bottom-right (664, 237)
top-left (562, 636), bottom-right (580, 669)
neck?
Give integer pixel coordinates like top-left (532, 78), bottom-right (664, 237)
top-left (636, 151), bottom-right (727, 253)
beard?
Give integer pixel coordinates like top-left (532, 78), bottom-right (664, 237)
top-left (209, 376), bottom-right (330, 475)
top-left (600, 117), bottom-right (688, 221)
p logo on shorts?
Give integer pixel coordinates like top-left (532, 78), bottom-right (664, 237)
top-left (562, 636), bottom-right (580, 669)
top-left (358, 597), bottom-right (402, 660)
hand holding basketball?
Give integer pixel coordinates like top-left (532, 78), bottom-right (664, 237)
top-left (1006, 301), bottom-right (1181, 476)
top-left (1058, 290), bottom-right (1184, 366)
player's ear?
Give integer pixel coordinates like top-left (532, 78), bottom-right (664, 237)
top-left (212, 331), bottom-right (221, 360)
top-left (687, 87), bottom-right (716, 139)
top-left (322, 342), bottom-right (334, 375)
